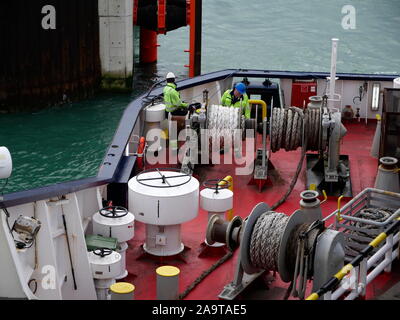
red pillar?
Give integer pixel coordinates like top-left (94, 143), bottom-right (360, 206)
top-left (187, 0), bottom-right (202, 77)
top-left (140, 28), bottom-right (158, 64)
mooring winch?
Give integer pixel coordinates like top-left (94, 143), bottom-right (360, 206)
top-left (181, 103), bottom-right (254, 174)
top-left (205, 190), bottom-right (346, 300)
top-left (269, 97), bottom-right (351, 197)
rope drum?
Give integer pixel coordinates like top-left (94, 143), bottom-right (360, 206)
top-left (207, 104), bottom-right (241, 148)
top-left (249, 210), bottom-right (312, 275)
top-left (271, 107), bottom-right (322, 153)
top-left (207, 104), bottom-right (241, 132)
top-left (250, 211), bottom-right (289, 271)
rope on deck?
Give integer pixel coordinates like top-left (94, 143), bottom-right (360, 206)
top-left (346, 207), bottom-right (395, 256)
top-left (178, 250), bottom-right (233, 300)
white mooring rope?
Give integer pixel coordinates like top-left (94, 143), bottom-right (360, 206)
top-left (250, 211), bottom-right (289, 271)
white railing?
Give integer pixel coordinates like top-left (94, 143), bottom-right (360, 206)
top-left (323, 231), bottom-right (399, 300)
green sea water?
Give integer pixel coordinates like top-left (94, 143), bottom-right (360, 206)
top-left (1, 0), bottom-right (399, 194)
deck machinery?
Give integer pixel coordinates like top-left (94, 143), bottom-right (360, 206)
top-left (177, 93), bottom-right (351, 197)
top-left (206, 190), bottom-right (345, 300)
top-left (206, 187), bottom-right (400, 300)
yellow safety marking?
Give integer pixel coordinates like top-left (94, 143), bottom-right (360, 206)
top-left (383, 191), bottom-right (400, 197)
top-left (375, 114), bottom-right (381, 121)
top-left (369, 233), bottom-right (387, 248)
top-left (334, 264), bottom-right (353, 281)
top-left (161, 129), bottom-right (169, 140)
top-left (249, 99), bottom-right (267, 119)
top-left (110, 282), bottom-right (135, 294)
top-left (219, 176), bottom-right (234, 221)
top-left (306, 293), bottom-right (319, 300)
top-left (336, 195), bottom-right (344, 222)
top-left (156, 266), bottom-right (180, 277)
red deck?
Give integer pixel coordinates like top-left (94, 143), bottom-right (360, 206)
top-left (124, 121), bottom-right (400, 300)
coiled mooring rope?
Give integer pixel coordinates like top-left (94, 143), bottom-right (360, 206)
top-left (250, 211), bottom-right (289, 271)
top-left (249, 211), bottom-right (314, 278)
top-left (207, 104), bottom-right (241, 151)
top-left (346, 207), bottom-right (395, 256)
top-left (271, 107), bottom-right (321, 153)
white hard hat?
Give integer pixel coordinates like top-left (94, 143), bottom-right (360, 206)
top-left (166, 72), bottom-right (176, 80)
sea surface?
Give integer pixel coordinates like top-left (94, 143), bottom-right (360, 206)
top-left (1, 0), bottom-right (399, 194)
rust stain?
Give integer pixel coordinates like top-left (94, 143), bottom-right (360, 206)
top-left (0, 1), bottom-right (101, 112)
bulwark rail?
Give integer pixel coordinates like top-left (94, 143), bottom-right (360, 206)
top-left (1, 69), bottom-right (399, 209)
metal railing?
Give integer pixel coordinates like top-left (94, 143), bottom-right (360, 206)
top-left (308, 213), bottom-right (400, 300)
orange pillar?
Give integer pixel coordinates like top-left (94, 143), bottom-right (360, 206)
top-left (140, 28), bottom-right (158, 64)
top-left (187, 0), bottom-right (202, 77)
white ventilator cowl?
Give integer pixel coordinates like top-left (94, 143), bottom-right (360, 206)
top-left (0, 147), bottom-right (12, 179)
top-left (394, 77), bottom-right (400, 88)
top-left (166, 72), bottom-right (176, 79)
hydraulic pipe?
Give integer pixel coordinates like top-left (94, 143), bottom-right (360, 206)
top-left (218, 176), bottom-right (234, 221)
top-left (249, 100), bottom-right (267, 120)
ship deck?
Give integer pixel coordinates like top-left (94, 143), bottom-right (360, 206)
top-left (125, 121), bottom-right (400, 300)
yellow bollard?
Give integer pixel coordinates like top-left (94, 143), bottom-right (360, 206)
top-left (156, 266), bottom-right (180, 300)
top-left (110, 282), bottom-right (135, 300)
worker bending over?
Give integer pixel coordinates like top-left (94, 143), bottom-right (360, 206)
top-left (221, 82), bottom-right (251, 119)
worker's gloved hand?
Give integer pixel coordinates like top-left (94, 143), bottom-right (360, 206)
top-left (188, 104), bottom-right (197, 113)
top-left (189, 103), bottom-right (201, 113)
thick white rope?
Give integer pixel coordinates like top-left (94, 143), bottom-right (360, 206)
top-left (250, 211), bottom-right (290, 271)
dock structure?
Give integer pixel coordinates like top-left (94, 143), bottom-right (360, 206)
top-left (99, 0), bottom-right (134, 91)
top-left (0, 1), bottom-right (102, 112)
top-left (0, 0), bottom-right (203, 112)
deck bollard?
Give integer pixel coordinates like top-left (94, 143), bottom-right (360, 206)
top-left (156, 266), bottom-right (180, 300)
top-left (110, 282), bottom-right (135, 300)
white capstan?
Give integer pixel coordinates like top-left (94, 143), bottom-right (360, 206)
top-left (0, 147), bottom-right (12, 179)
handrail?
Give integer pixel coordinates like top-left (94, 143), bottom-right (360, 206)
top-left (336, 195), bottom-right (344, 222)
top-left (1, 70), bottom-right (398, 209)
top-left (249, 99), bottom-right (267, 119)
top-left (306, 217), bottom-right (400, 300)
